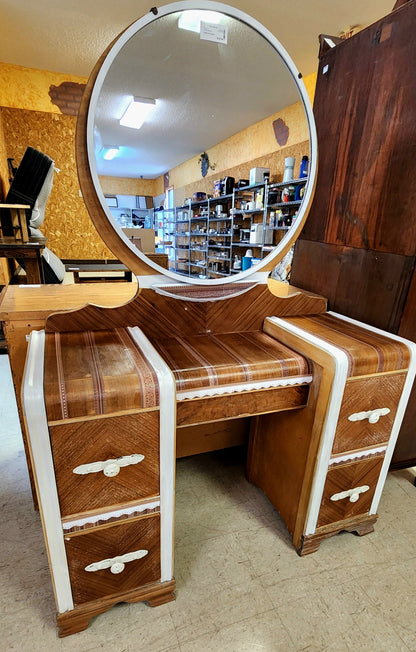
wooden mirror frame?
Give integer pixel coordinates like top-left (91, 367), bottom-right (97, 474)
top-left (75, 1), bottom-right (318, 285)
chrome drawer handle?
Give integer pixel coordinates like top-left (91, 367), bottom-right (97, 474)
top-left (73, 453), bottom-right (145, 477)
top-left (348, 407), bottom-right (390, 424)
top-left (85, 549), bottom-right (149, 574)
top-left (330, 485), bottom-right (370, 503)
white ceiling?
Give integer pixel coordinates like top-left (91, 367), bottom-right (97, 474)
top-left (0, 0), bottom-right (395, 179)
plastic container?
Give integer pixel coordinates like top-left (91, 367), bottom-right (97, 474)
top-left (283, 157), bottom-right (295, 183)
top-left (299, 156), bottom-right (309, 178)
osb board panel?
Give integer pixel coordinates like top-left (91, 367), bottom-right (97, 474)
top-left (2, 107), bottom-right (114, 260)
top-left (175, 140), bottom-right (310, 206)
top-left (0, 109), bottom-right (9, 200)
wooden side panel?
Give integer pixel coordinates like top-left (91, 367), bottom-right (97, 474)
top-left (302, 2), bottom-right (416, 255)
top-left (317, 456), bottom-right (384, 528)
top-left (50, 413), bottom-right (159, 517)
top-left (64, 515), bottom-right (160, 605)
top-left (291, 240), bottom-right (415, 332)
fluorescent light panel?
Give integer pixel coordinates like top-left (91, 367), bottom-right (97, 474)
top-left (178, 10), bottom-right (223, 33)
top-left (120, 97), bottom-right (156, 130)
top-left (101, 146), bottom-right (119, 160)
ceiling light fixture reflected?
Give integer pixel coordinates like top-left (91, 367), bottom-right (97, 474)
top-left (178, 10), bottom-right (223, 33)
top-left (101, 146), bottom-right (119, 160)
top-left (119, 97), bottom-right (156, 130)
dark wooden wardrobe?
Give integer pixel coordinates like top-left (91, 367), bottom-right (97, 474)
top-left (291, 0), bottom-right (416, 467)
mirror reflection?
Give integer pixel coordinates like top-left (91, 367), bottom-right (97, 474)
top-left (92, 8), bottom-right (311, 280)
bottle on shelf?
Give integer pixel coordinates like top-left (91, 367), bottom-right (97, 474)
top-left (283, 157), bottom-right (295, 182)
top-left (299, 155), bottom-right (309, 178)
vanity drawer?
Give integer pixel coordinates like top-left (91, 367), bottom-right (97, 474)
top-left (64, 514), bottom-right (161, 605)
top-left (331, 373), bottom-right (406, 455)
top-left (317, 455), bottom-right (384, 528)
top-left (50, 412), bottom-right (160, 517)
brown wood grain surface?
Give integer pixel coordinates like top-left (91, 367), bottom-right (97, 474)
top-left (43, 329), bottom-right (160, 421)
top-left (290, 241), bottom-right (415, 333)
top-left (50, 413), bottom-right (160, 517)
top-left (64, 514), bottom-right (161, 605)
top-left (332, 373), bottom-right (406, 455)
top-left (317, 456), bottom-right (384, 528)
top-left (177, 385), bottom-right (309, 427)
top-left (152, 331), bottom-right (311, 391)
top-left (282, 313), bottom-right (410, 376)
top-left (44, 284), bottom-right (327, 336)
top-left (301, 2), bottom-right (416, 255)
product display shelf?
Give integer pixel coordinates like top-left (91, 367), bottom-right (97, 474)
top-left (162, 179), bottom-right (310, 278)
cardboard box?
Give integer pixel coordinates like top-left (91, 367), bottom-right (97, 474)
top-left (122, 227), bottom-right (155, 253)
top-left (249, 167), bottom-right (270, 185)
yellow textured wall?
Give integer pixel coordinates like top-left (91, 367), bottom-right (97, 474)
top-left (169, 71), bottom-right (316, 193)
top-left (99, 176), bottom-right (159, 197)
top-left (0, 62), bottom-right (86, 112)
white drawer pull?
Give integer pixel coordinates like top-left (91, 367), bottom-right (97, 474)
top-left (73, 453), bottom-right (145, 477)
top-left (330, 485), bottom-right (370, 503)
top-left (85, 549), bottom-right (148, 574)
top-left (348, 407), bottom-right (390, 424)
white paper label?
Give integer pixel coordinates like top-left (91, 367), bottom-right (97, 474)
top-left (200, 21), bottom-right (228, 44)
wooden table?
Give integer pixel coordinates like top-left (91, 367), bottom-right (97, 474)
top-left (0, 236), bottom-right (47, 284)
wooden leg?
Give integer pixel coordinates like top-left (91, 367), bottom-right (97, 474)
top-left (297, 515), bottom-right (378, 556)
top-left (147, 591), bottom-right (176, 607)
top-left (56, 579), bottom-right (176, 637)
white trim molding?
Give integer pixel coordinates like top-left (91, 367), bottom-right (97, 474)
top-left (22, 330), bottom-right (74, 613)
top-left (128, 326), bottom-right (176, 582)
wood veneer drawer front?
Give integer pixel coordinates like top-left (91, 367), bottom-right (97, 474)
top-left (317, 456), bottom-right (384, 528)
top-left (176, 385), bottom-right (309, 426)
top-left (64, 514), bottom-right (161, 605)
top-left (332, 373), bottom-right (406, 455)
top-left (50, 412), bottom-right (159, 517)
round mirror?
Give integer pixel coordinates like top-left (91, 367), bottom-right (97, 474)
top-left (76, 1), bottom-right (317, 285)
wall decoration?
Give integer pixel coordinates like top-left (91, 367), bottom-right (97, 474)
top-left (273, 118), bottom-right (289, 147)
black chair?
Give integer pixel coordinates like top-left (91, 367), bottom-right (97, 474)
top-left (1, 147), bottom-right (65, 283)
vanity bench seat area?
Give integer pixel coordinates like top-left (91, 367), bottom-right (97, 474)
top-left (21, 283), bottom-right (416, 636)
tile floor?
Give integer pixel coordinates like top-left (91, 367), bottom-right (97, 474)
top-left (1, 352), bottom-right (416, 651)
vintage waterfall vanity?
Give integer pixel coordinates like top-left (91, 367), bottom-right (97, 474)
top-left (20, 1), bottom-right (416, 637)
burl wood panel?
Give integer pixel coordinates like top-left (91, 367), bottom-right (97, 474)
top-left (332, 374), bottom-right (406, 455)
top-left (177, 385), bottom-right (309, 427)
top-left (317, 456), bottom-right (384, 528)
top-left (290, 241), bottom-right (415, 333)
top-left (300, 2), bottom-right (416, 255)
top-left (45, 284), bottom-right (327, 337)
top-left (49, 413), bottom-right (159, 517)
top-left (64, 515), bottom-right (160, 605)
